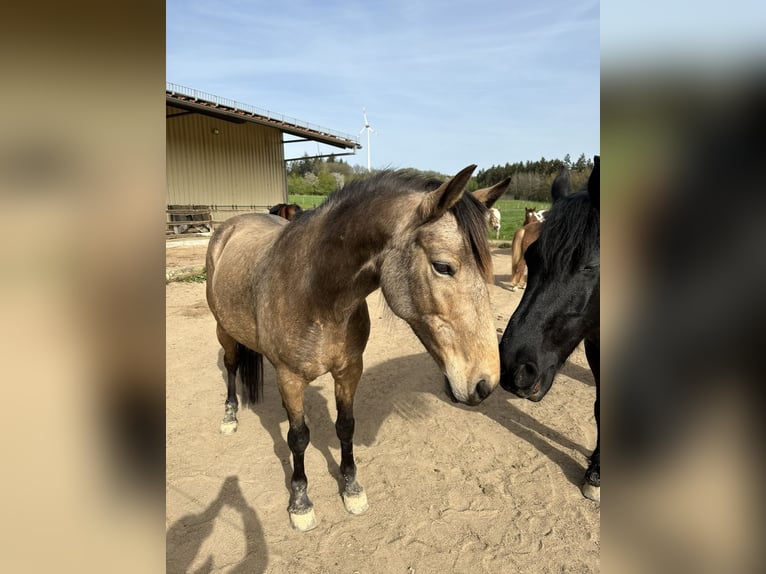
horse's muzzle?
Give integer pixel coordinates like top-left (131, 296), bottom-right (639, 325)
top-left (499, 363), bottom-right (544, 401)
top-left (443, 377), bottom-right (494, 406)
top-left (475, 379), bottom-right (493, 400)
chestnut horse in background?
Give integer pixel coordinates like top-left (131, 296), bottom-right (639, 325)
top-left (206, 168), bottom-right (509, 530)
top-left (508, 175), bottom-right (568, 290)
top-left (522, 207), bottom-right (538, 225)
top-left (269, 203), bottom-right (304, 221)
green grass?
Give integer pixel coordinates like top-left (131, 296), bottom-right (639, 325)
top-left (289, 194), bottom-right (326, 210)
top-left (178, 270), bottom-right (207, 283)
top-left (288, 194), bottom-right (549, 242)
top-left (166, 268), bottom-right (207, 284)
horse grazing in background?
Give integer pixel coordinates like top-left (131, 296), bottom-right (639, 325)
top-left (206, 168), bottom-right (510, 530)
top-left (269, 203), bottom-right (304, 221)
top-left (499, 156), bottom-right (600, 501)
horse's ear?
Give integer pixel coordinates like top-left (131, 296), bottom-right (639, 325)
top-left (472, 177), bottom-right (510, 208)
top-left (419, 164), bottom-right (477, 220)
top-left (551, 166), bottom-right (571, 203)
top-left (588, 156), bottom-right (600, 210)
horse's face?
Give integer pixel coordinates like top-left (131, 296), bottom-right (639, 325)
top-left (488, 208), bottom-right (501, 229)
top-left (382, 211), bottom-right (499, 406)
top-left (499, 160), bottom-right (600, 401)
top-left (499, 239), bottom-right (599, 401)
top-left (380, 168), bottom-right (509, 406)
top-left (285, 204), bottom-right (304, 221)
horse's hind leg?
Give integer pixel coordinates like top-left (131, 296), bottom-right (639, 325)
top-left (216, 324), bottom-right (239, 434)
top-left (517, 257), bottom-right (527, 289)
top-left (582, 336), bottom-right (600, 502)
top-left (278, 371), bottom-right (317, 531)
top-left (333, 361), bottom-right (368, 515)
top-left (509, 227), bottom-right (525, 290)
top-left (510, 258), bottom-right (526, 290)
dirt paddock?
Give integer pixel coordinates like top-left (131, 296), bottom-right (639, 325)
top-left (166, 241), bottom-right (599, 573)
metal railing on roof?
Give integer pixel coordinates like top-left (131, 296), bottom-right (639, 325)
top-left (166, 82), bottom-right (360, 145)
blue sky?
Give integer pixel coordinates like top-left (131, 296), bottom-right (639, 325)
top-left (167, 0), bottom-right (599, 175)
top-left (602, 1), bottom-right (766, 70)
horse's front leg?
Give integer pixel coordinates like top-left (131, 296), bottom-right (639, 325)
top-left (277, 371), bottom-right (317, 531)
top-left (582, 336), bottom-right (600, 502)
top-left (333, 359), bottom-right (369, 515)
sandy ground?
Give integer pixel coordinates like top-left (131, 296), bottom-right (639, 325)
top-left (166, 240), bottom-right (600, 573)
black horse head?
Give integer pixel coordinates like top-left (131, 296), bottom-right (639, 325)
top-left (499, 157), bottom-right (600, 401)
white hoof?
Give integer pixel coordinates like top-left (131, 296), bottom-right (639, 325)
top-left (289, 508), bottom-right (318, 531)
top-left (343, 490), bottom-right (369, 515)
top-left (581, 482), bottom-right (600, 502)
top-left (220, 420), bottom-right (238, 434)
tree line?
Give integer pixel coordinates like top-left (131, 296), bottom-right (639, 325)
top-left (286, 152), bottom-right (595, 201)
top-left (473, 153), bottom-right (594, 201)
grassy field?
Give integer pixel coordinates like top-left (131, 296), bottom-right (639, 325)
top-left (288, 194), bottom-right (549, 242)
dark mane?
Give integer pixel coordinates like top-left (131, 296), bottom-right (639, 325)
top-left (537, 189), bottom-right (599, 274)
top-left (451, 192), bottom-right (493, 282)
top-left (313, 170), bottom-right (493, 281)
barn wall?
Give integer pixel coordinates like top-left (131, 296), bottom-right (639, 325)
top-left (166, 108), bottom-right (287, 220)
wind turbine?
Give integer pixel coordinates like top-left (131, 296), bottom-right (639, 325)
top-left (358, 107), bottom-right (376, 172)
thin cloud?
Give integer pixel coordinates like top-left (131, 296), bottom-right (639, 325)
top-left (167, 0), bottom-right (599, 173)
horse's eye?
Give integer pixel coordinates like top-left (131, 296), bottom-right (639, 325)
top-left (432, 261), bottom-right (455, 276)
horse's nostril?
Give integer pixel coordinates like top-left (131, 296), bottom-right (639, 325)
top-left (516, 363), bottom-right (538, 388)
top-left (476, 379), bottom-right (493, 400)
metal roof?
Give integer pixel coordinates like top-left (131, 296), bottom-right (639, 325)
top-left (166, 82), bottom-right (361, 150)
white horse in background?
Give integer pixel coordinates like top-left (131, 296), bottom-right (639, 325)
top-left (488, 207), bottom-right (501, 239)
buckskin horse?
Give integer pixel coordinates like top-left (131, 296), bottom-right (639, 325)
top-left (206, 167), bottom-right (510, 530)
top-left (499, 157), bottom-right (600, 501)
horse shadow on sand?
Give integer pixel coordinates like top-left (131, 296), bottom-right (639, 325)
top-left (559, 359), bottom-right (596, 386)
top-left (166, 475), bottom-right (268, 574)
top-left (217, 346), bottom-right (594, 499)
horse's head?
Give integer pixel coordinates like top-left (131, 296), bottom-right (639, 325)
top-left (379, 168), bottom-right (509, 406)
top-left (499, 158), bottom-right (600, 401)
top-left (284, 204), bottom-right (304, 221)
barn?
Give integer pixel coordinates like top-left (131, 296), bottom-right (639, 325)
top-left (166, 83), bottom-right (360, 234)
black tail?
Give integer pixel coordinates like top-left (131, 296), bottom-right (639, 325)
top-left (237, 343), bottom-right (264, 405)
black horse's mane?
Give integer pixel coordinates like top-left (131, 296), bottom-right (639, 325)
top-left (312, 170), bottom-right (493, 281)
top-left (537, 188), bottom-right (599, 274)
